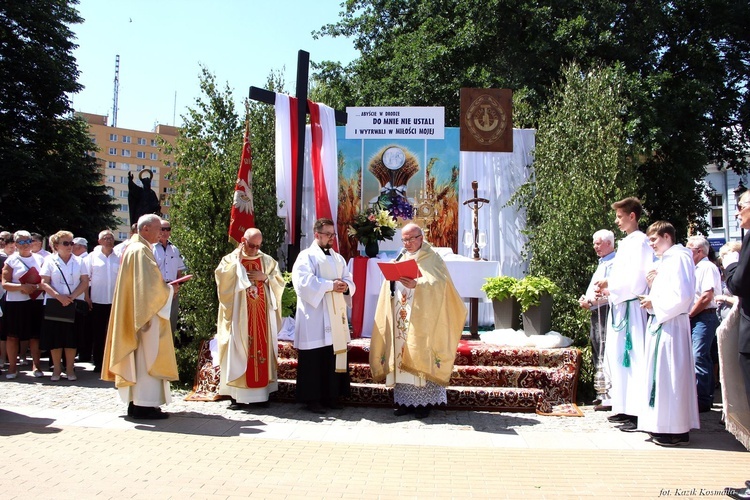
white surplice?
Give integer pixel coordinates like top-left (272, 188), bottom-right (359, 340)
top-left (639, 244), bottom-right (700, 434)
top-left (603, 230), bottom-right (654, 415)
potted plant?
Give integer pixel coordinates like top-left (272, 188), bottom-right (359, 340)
top-left (347, 208), bottom-right (397, 257)
top-left (481, 276), bottom-right (521, 330)
top-left (513, 275), bottom-right (560, 336)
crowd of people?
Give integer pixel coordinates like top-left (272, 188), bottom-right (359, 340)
top-left (0, 219), bottom-right (186, 387)
top-left (579, 196), bottom-right (749, 448)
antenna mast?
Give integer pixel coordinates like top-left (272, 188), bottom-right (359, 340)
top-left (112, 55), bottom-right (120, 127)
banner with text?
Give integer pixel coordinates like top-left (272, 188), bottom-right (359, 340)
top-left (345, 107), bottom-right (445, 140)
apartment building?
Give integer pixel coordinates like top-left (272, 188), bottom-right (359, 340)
top-left (78, 112), bottom-right (177, 241)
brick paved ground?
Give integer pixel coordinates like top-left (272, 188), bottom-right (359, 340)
top-left (1, 363), bottom-right (748, 499)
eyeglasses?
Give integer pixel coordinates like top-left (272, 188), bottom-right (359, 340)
top-left (317, 232), bottom-right (337, 238)
top-left (100, 235), bottom-right (115, 240)
top-left (59, 241), bottom-right (74, 247)
top-left (245, 242), bottom-right (261, 249)
top-left (737, 203), bottom-right (750, 211)
top-left (16, 239), bottom-right (33, 245)
top-left (401, 235), bottom-right (423, 244)
top-left (161, 227), bottom-right (172, 231)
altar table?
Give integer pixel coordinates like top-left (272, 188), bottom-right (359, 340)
top-left (347, 255), bottom-right (500, 338)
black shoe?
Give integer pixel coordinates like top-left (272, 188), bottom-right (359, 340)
top-left (414, 406), bottom-right (430, 419)
top-left (607, 413), bottom-right (631, 423)
top-left (127, 401), bottom-right (135, 417)
top-left (652, 432), bottom-right (689, 447)
top-left (306, 402), bottom-right (326, 414)
top-left (325, 399), bottom-right (344, 410)
top-left (129, 404), bottom-right (169, 420)
top-left (698, 403), bottom-right (713, 413)
top-left (393, 405), bottom-right (412, 417)
top-left (617, 421), bottom-right (639, 432)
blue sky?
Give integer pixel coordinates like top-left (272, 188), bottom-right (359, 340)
top-left (70, 0), bottom-right (359, 131)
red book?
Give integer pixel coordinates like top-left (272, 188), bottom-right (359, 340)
top-left (377, 259), bottom-right (421, 281)
top-left (19, 267), bottom-right (43, 300)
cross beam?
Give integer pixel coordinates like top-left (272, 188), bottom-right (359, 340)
top-left (248, 50), bottom-right (347, 267)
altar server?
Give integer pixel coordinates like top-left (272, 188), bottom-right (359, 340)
top-left (596, 197), bottom-right (654, 430)
top-left (637, 221), bottom-right (699, 446)
top-left (370, 223), bottom-right (467, 419)
top-left (215, 228), bottom-right (285, 407)
top-left (292, 218), bottom-right (355, 413)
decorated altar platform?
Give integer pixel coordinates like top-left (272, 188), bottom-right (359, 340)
top-left (187, 337), bottom-right (583, 416)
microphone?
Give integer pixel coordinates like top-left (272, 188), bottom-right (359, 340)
top-left (390, 248), bottom-right (405, 297)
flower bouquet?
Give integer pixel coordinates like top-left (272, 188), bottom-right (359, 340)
top-left (347, 208), bottom-right (397, 257)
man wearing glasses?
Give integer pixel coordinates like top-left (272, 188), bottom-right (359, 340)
top-left (215, 228), bottom-right (285, 409)
top-left (370, 223), bottom-right (467, 419)
top-left (153, 219), bottom-right (186, 333)
top-left (292, 218), bottom-right (356, 413)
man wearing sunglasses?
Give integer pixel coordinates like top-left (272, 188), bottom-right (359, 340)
top-left (214, 228), bottom-right (285, 409)
top-left (292, 218), bottom-right (356, 413)
top-left (153, 219), bottom-right (186, 333)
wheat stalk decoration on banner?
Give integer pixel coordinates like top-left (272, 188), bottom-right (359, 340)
top-left (228, 120), bottom-right (255, 244)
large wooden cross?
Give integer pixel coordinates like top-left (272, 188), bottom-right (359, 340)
top-left (248, 50), bottom-right (347, 266)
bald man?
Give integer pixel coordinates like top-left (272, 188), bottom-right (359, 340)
top-left (215, 228), bottom-right (285, 408)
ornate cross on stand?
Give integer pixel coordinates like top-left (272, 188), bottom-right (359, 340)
top-left (462, 180), bottom-right (489, 261)
top-left (462, 180), bottom-right (489, 339)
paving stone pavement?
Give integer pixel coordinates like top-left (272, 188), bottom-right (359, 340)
top-left (1, 362), bottom-right (749, 499)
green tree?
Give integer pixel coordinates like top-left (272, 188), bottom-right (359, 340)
top-left (516, 63), bottom-right (638, 390)
top-left (164, 67), bottom-right (285, 382)
top-left (0, 0), bottom-right (117, 239)
top-left (315, 0), bottom-right (749, 233)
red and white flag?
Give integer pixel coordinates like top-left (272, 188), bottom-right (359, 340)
top-left (228, 122), bottom-right (255, 244)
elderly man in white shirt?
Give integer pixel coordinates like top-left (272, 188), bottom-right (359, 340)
top-left (86, 230), bottom-right (120, 371)
top-left (153, 219), bottom-right (186, 333)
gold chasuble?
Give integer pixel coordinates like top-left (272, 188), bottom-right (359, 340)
top-left (215, 248), bottom-right (284, 393)
top-left (102, 234), bottom-right (178, 387)
top-left (370, 242), bottom-right (467, 386)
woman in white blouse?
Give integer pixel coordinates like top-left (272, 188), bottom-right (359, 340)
top-left (40, 231), bottom-right (89, 382)
top-left (1, 230), bottom-right (45, 379)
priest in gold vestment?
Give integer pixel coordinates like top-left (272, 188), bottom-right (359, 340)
top-left (370, 223), bottom-right (467, 419)
top-left (102, 214), bottom-right (177, 420)
top-left (215, 228), bottom-right (285, 407)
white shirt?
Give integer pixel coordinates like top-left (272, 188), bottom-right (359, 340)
top-left (693, 257), bottom-right (722, 310)
top-left (584, 251), bottom-right (616, 310)
top-left (3, 253), bottom-right (44, 302)
top-left (86, 249), bottom-right (120, 304)
top-left (41, 254), bottom-right (87, 301)
top-left (153, 241), bottom-right (186, 282)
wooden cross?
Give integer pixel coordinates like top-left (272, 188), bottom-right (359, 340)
top-left (248, 50), bottom-right (347, 266)
top-left (462, 180), bottom-right (489, 260)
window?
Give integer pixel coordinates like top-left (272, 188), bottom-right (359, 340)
top-left (118, 232), bottom-right (128, 240)
top-left (137, 137), bottom-right (146, 145)
top-left (120, 204), bottom-right (128, 212)
top-left (119, 190), bottom-right (128, 197)
top-left (107, 161), bottom-right (116, 169)
top-left (122, 135), bottom-right (131, 143)
top-left (120, 176), bottom-right (128, 184)
top-left (163, 199), bottom-right (171, 207)
top-left (106, 187), bottom-right (115, 197)
top-left (106, 175), bottom-right (116, 183)
top-left (150, 152), bottom-right (158, 160)
top-left (150, 139), bottom-right (158, 147)
top-left (710, 193), bottom-right (724, 229)
top-left (109, 133), bottom-right (118, 141)
top-left (108, 147), bottom-right (117, 155)
top-left (121, 149), bottom-right (131, 157)
top-left (90, 135), bottom-right (97, 144)
top-left (136, 151), bottom-right (146, 159)
top-left (121, 163), bottom-right (130, 171)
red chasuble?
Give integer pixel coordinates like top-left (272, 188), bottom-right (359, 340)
top-left (242, 257), bottom-right (269, 388)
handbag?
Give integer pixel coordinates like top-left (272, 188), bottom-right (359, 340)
top-left (44, 259), bottom-right (78, 323)
top-left (44, 299), bottom-right (76, 323)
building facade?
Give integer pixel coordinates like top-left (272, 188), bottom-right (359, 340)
top-left (703, 163), bottom-right (748, 251)
top-left (78, 112), bottom-right (177, 241)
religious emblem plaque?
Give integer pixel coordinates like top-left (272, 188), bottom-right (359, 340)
top-left (460, 88), bottom-right (513, 152)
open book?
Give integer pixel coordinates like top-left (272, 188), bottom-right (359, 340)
top-left (377, 259), bottom-right (421, 281)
